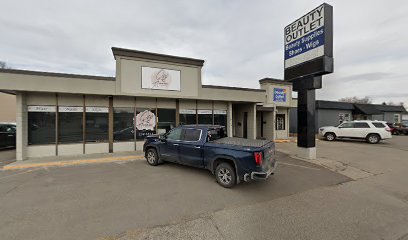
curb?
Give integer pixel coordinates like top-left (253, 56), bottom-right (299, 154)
top-left (2, 155), bottom-right (145, 171)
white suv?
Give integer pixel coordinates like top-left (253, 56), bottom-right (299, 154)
top-left (319, 120), bottom-right (392, 144)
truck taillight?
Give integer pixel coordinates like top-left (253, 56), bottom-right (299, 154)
top-left (254, 152), bottom-right (263, 166)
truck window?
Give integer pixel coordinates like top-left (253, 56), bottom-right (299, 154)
top-left (208, 128), bottom-right (226, 141)
top-left (166, 128), bottom-right (182, 140)
top-left (372, 122), bottom-right (386, 128)
top-left (182, 129), bottom-right (201, 142)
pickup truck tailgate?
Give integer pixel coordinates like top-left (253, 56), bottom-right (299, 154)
top-left (262, 142), bottom-right (276, 169)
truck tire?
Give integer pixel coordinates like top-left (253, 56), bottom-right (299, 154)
top-left (366, 133), bottom-right (380, 144)
top-left (325, 132), bottom-right (336, 141)
top-left (146, 148), bottom-right (159, 166)
top-left (215, 162), bottom-right (236, 188)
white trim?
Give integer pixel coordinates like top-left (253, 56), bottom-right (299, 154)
top-left (180, 109), bottom-right (196, 114)
top-left (59, 106), bottom-right (83, 113)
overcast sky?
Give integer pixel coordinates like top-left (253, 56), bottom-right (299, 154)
top-left (1, 0), bottom-right (407, 106)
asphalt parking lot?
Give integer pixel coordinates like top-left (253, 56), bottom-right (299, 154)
top-left (0, 151), bottom-right (349, 240)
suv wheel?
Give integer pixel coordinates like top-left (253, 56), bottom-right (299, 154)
top-left (146, 148), bottom-right (159, 166)
top-left (215, 163), bottom-right (236, 188)
top-left (325, 132), bottom-right (336, 141)
top-left (366, 134), bottom-right (380, 144)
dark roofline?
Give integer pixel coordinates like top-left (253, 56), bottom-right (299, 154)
top-left (0, 68), bottom-right (115, 81)
top-left (202, 85), bottom-right (266, 92)
top-left (112, 47), bottom-right (205, 67)
top-left (259, 78), bottom-right (292, 85)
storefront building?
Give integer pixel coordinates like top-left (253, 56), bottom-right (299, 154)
top-left (0, 47), bottom-right (293, 160)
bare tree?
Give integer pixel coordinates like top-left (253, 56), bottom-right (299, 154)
top-left (0, 61), bottom-right (7, 69)
top-left (338, 96), bottom-right (372, 104)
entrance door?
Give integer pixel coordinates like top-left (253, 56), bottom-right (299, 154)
top-left (243, 112), bottom-right (248, 138)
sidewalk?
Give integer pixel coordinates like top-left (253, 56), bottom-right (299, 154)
top-left (2, 151), bottom-right (145, 170)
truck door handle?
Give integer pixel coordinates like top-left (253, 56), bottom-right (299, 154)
top-left (194, 146), bottom-right (201, 149)
top-left (173, 143), bottom-right (179, 146)
top-left (8, 135), bottom-right (13, 137)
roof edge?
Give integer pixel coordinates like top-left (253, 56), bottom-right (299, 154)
top-left (112, 47), bottom-right (205, 67)
top-left (202, 85), bottom-right (265, 92)
top-left (0, 68), bottom-right (115, 81)
top-left (259, 78), bottom-right (292, 85)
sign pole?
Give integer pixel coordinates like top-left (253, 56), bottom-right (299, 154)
top-left (283, 3), bottom-right (333, 159)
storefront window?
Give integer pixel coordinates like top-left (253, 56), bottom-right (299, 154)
top-left (28, 106), bottom-right (56, 145)
top-left (179, 109), bottom-right (196, 125)
top-left (114, 108), bottom-right (135, 142)
top-left (157, 109), bottom-right (176, 134)
top-left (85, 107), bottom-right (109, 142)
top-left (198, 110), bottom-right (213, 124)
top-left (58, 106), bottom-right (83, 143)
top-left (136, 108), bottom-right (156, 140)
top-left (214, 110), bottom-right (227, 128)
top-left (276, 114), bottom-right (285, 130)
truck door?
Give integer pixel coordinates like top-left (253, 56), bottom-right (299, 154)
top-left (178, 128), bottom-right (204, 167)
top-left (160, 128), bottom-right (182, 162)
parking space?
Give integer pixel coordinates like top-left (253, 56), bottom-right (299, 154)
top-left (0, 151), bottom-right (349, 240)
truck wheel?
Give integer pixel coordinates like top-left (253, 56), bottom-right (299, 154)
top-left (366, 134), bottom-right (380, 144)
top-left (215, 163), bottom-right (236, 188)
top-left (146, 148), bottom-right (159, 166)
top-left (325, 132), bottom-right (336, 141)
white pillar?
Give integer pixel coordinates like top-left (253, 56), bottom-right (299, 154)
top-left (248, 103), bottom-right (257, 139)
top-left (16, 92), bottom-right (27, 160)
top-left (227, 102), bottom-right (233, 137)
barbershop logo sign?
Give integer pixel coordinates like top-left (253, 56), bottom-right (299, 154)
top-left (273, 88), bottom-right (287, 102)
top-left (284, 4), bottom-right (327, 69)
top-left (142, 67), bottom-right (181, 91)
top-left (136, 110), bottom-right (156, 131)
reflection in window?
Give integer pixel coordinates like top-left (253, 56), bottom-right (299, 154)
top-left (136, 108), bottom-right (156, 140)
top-left (198, 110), bottom-right (213, 124)
top-left (214, 110), bottom-right (227, 130)
top-left (276, 114), bottom-right (285, 130)
top-left (28, 107), bottom-right (56, 145)
top-left (179, 109), bottom-right (196, 125)
top-left (86, 107), bottom-right (109, 142)
top-left (157, 109), bottom-right (176, 134)
top-left (58, 106), bottom-right (83, 143)
top-left (114, 108), bottom-right (135, 142)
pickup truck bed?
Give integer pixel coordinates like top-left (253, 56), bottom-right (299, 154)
top-left (212, 137), bottom-right (270, 147)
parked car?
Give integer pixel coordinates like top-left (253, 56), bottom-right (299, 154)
top-left (319, 120), bottom-right (392, 144)
top-left (386, 123), bottom-right (399, 135)
top-left (143, 125), bottom-right (277, 188)
top-left (393, 123), bottom-right (408, 135)
top-left (0, 122), bottom-right (16, 149)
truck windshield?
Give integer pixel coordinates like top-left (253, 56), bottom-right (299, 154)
top-left (208, 127), bottom-right (227, 141)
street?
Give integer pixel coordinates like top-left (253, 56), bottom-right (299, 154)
top-left (0, 136), bottom-right (407, 239)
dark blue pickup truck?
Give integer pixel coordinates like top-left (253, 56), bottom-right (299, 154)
top-left (143, 125), bottom-right (277, 188)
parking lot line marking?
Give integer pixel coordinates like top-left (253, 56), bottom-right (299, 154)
top-left (279, 162), bottom-right (321, 170)
top-left (2, 155), bottom-right (145, 171)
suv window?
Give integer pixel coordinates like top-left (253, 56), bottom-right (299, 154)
top-left (166, 128), bottom-right (182, 140)
top-left (372, 122), bottom-right (386, 128)
top-left (6, 125), bottom-right (16, 133)
top-left (340, 122), bottom-right (353, 128)
top-left (182, 129), bottom-right (202, 142)
top-left (354, 122), bottom-right (370, 128)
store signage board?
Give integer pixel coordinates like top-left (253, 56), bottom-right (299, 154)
top-left (142, 67), bottom-right (181, 91)
top-left (86, 107), bottom-right (109, 113)
top-left (180, 109), bottom-right (196, 114)
top-left (214, 110), bottom-right (227, 115)
top-left (197, 110), bottom-right (213, 115)
top-left (273, 88), bottom-right (287, 102)
top-left (59, 106), bottom-right (83, 113)
top-left (28, 106), bottom-right (56, 112)
top-left (284, 3), bottom-right (333, 81)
